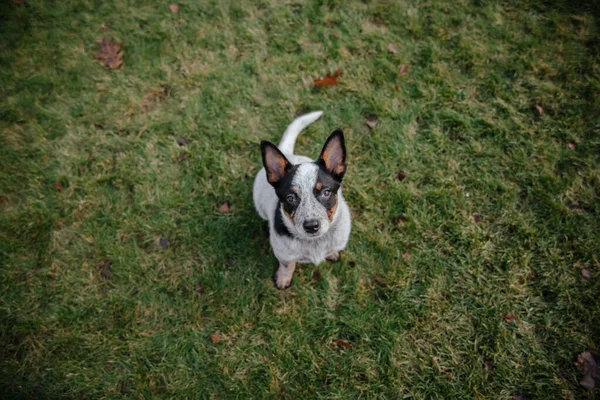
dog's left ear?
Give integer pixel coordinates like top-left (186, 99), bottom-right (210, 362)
top-left (261, 141), bottom-right (290, 186)
top-left (317, 129), bottom-right (346, 181)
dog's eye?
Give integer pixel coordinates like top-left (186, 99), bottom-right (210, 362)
top-left (322, 189), bottom-right (331, 198)
top-left (286, 194), bottom-right (296, 203)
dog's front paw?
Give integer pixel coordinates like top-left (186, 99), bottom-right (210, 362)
top-left (326, 251), bottom-right (341, 263)
top-left (274, 262), bottom-right (296, 290)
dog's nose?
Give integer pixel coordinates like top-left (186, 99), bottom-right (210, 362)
top-left (303, 219), bottom-right (320, 234)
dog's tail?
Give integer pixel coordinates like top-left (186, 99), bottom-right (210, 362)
top-left (278, 111), bottom-right (324, 155)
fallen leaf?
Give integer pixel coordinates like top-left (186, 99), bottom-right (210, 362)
top-left (399, 64), bottom-right (409, 75)
top-left (576, 352), bottom-right (599, 390)
top-left (101, 23), bottom-right (110, 32)
top-left (159, 238), bottom-right (169, 248)
top-left (387, 44), bottom-right (398, 54)
top-left (365, 115), bottom-right (378, 129)
top-left (533, 104), bottom-right (544, 116)
top-left (396, 170), bottom-right (406, 181)
top-left (168, 3), bottom-right (179, 13)
top-left (472, 213), bottom-right (482, 222)
top-left (581, 268), bottom-right (593, 279)
top-left (312, 270), bottom-right (322, 282)
top-left (314, 69), bottom-right (341, 87)
top-left (54, 183), bottom-right (64, 192)
top-left (218, 202), bottom-right (231, 213)
top-left (194, 284), bottom-right (204, 294)
top-left (176, 136), bottom-right (189, 146)
top-left (98, 260), bottom-right (113, 280)
top-left (332, 339), bottom-right (351, 349)
top-left (94, 38), bottom-right (124, 69)
top-left (210, 333), bottom-right (221, 344)
top-left (177, 152), bottom-right (189, 162)
top-left (567, 142), bottom-right (576, 150)
top-left (503, 313), bottom-right (515, 322)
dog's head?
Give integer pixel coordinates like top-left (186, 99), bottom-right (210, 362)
top-left (261, 129), bottom-right (346, 239)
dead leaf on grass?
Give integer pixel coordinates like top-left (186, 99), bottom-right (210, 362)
top-left (365, 115), bottom-right (378, 129)
top-left (194, 284), bottom-right (204, 294)
top-left (210, 333), bottom-right (221, 344)
top-left (533, 104), bottom-right (544, 116)
top-left (332, 339), bottom-right (351, 349)
top-left (94, 38), bottom-right (124, 69)
top-left (503, 313), bottom-right (516, 322)
top-left (567, 142), bottom-right (576, 150)
top-left (396, 170), bottom-right (406, 181)
top-left (581, 268), bottom-right (593, 279)
top-left (98, 260), bottom-right (113, 280)
top-left (176, 136), bottom-right (189, 146)
top-left (314, 69), bottom-right (341, 87)
top-left (576, 351), bottom-right (599, 390)
top-left (387, 44), bottom-right (398, 54)
top-left (54, 183), bottom-right (64, 192)
top-left (218, 202), bottom-right (231, 213)
top-left (399, 64), bottom-right (409, 75)
top-left (472, 213), bottom-right (482, 222)
top-left (168, 4), bottom-right (179, 13)
top-left (177, 152), bottom-right (189, 162)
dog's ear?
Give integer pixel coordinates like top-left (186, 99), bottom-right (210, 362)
top-left (261, 141), bottom-right (290, 186)
top-left (317, 129), bottom-right (346, 181)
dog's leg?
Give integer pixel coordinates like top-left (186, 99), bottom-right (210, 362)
top-left (274, 261), bottom-right (296, 290)
top-left (326, 251), bottom-right (340, 263)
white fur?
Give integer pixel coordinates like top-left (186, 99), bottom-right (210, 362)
top-left (253, 112), bottom-right (352, 288)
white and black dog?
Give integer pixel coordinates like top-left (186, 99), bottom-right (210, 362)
top-left (253, 111), bottom-right (351, 289)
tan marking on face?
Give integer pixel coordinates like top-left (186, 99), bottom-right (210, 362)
top-left (315, 182), bottom-right (323, 191)
top-left (283, 208), bottom-right (295, 224)
top-left (327, 196), bottom-right (338, 221)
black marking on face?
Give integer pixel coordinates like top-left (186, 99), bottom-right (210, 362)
top-left (314, 167), bottom-right (340, 218)
top-left (274, 202), bottom-right (292, 238)
top-left (273, 165), bottom-right (301, 216)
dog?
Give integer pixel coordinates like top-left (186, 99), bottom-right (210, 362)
top-left (253, 111), bottom-right (351, 289)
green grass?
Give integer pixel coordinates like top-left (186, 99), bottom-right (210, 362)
top-left (1, 0), bottom-right (599, 398)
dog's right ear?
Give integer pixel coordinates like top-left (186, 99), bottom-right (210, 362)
top-left (261, 141), bottom-right (290, 186)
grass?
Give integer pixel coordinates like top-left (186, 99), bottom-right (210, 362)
top-left (1, 0), bottom-right (599, 398)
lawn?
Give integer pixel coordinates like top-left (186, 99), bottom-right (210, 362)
top-left (1, 0), bottom-right (599, 398)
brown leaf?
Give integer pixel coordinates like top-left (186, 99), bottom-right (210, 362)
top-left (567, 142), bottom-right (576, 150)
top-left (365, 115), bottom-right (378, 129)
top-left (177, 152), bottom-right (189, 162)
top-left (176, 136), bottom-right (189, 146)
top-left (94, 38), bottom-right (124, 69)
top-left (387, 44), bottom-right (398, 54)
top-left (101, 23), bottom-right (110, 32)
top-left (396, 170), bottom-right (406, 181)
top-left (581, 268), bottom-right (593, 279)
top-left (576, 352), bottom-right (599, 390)
top-left (472, 213), bottom-right (482, 222)
top-left (98, 260), bottom-right (113, 280)
top-left (503, 313), bottom-right (515, 322)
top-left (194, 284), bottom-right (204, 294)
top-left (218, 202), bottom-right (231, 213)
top-left (399, 64), bottom-right (410, 75)
top-left (159, 238), bottom-right (169, 248)
top-left (312, 270), bottom-right (322, 282)
top-left (533, 104), bottom-right (544, 116)
top-left (314, 69), bottom-right (341, 87)
top-left (54, 182), bottom-right (64, 192)
top-left (332, 339), bottom-right (351, 349)
top-left (168, 3), bottom-right (179, 13)
top-left (210, 333), bottom-right (221, 344)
